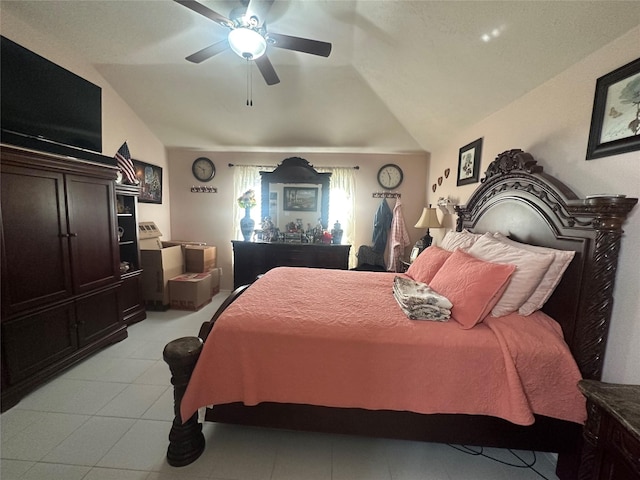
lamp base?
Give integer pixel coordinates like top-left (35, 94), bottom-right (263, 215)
top-left (414, 229), bottom-right (433, 255)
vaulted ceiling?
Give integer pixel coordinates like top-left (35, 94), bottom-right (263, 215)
top-left (3, 1), bottom-right (639, 154)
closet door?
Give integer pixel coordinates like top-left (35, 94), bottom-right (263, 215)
top-left (1, 165), bottom-right (72, 316)
top-left (65, 174), bottom-right (119, 294)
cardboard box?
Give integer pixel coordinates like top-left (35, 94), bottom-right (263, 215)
top-left (169, 273), bottom-right (212, 311)
top-left (185, 245), bottom-right (217, 273)
top-left (209, 267), bottom-right (221, 296)
top-left (141, 247), bottom-right (183, 309)
top-left (139, 221), bottom-right (184, 309)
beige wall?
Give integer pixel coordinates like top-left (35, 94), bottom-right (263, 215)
top-left (428, 26), bottom-right (640, 384)
top-left (167, 149), bottom-right (429, 290)
top-left (1, 10), bottom-right (171, 237)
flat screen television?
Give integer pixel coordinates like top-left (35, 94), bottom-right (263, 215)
top-left (1, 36), bottom-right (103, 155)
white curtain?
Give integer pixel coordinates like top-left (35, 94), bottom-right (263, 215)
top-left (232, 165), bottom-right (267, 240)
top-left (318, 167), bottom-right (357, 268)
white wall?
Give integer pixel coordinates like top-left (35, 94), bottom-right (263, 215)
top-left (167, 149), bottom-right (429, 290)
top-left (1, 9), bottom-right (171, 237)
top-left (428, 26), bottom-right (640, 384)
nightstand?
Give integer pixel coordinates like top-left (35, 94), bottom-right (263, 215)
top-left (578, 380), bottom-right (640, 480)
top-left (399, 260), bottom-right (412, 273)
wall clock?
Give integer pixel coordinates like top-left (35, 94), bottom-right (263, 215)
top-left (192, 157), bottom-right (215, 182)
top-left (377, 164), bottom-right (403, 189)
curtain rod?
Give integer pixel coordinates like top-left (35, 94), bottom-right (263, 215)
top-left (228, 163), bottom-right (359, 169)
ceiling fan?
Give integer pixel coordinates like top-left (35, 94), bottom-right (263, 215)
top-left (175, 0), bottom-right (332, 86)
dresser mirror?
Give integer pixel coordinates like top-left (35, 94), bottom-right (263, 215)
top-left (260, 157), bottom-right (331, 233)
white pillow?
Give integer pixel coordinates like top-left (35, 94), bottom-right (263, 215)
top-left (493, 233), bottom-right (575, 316)
top-left (440, 229), bottom-right (482, 252)
top-left (467, 234), bottom-right (555, 317)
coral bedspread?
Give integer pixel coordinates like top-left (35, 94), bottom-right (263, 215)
top-left (181, 267), bottom-right (586, 426)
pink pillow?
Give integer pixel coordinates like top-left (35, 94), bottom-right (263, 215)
top-left (468, 234), bottom-right (555, 317)
top-left (440, 229), bottom-right (482, 252)
top-left (405, 246), bottom-right (452, 284)
top-left (493, 233), bottom-right (575, 316)
top-left (429, 249), bottom-right (516, 329)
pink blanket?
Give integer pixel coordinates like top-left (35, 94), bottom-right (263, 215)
top-left (181, 267), bottom-right (586, 426)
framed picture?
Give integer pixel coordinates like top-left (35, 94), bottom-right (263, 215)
top-left (457, 138), bottom-right (483, 186)
top-left (586, 57), bottom-right (640, 160)
top-left (283, 187), bottom-right (318, 212)
top-left (133, 160), bottom-right (162, 204)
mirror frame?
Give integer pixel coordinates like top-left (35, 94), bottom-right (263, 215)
top-left (261, 157), bottom-right (331, 229)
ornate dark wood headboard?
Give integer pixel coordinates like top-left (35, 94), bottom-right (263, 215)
top-left (456, 149), bottom-right (637, 381)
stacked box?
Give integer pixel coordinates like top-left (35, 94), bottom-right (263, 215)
top-left (209, 267), bottom-right (221, 296)
top-left (185, 245), bottom-right (217, 273)
top-left (139, 222), bottom-right (184, 310)
top-left (169, 273), bottom-right (212, 311)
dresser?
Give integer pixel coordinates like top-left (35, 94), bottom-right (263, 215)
top-left (578, 380), bottom-right (640, 480)
top-left (232, 241), bottom-right (351, 288)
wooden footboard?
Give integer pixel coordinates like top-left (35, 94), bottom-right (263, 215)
top-left (163, 336), bottom-right (205, 466)
top-left (163, 285), bottom-right (250, 466)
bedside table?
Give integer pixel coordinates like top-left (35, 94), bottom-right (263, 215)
top-left (399, 260), bottom-right (412, 273)
top-left (578, 380), bottom-right (640, 480)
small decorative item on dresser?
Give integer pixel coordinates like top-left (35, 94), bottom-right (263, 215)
top-left (331, 221), bottom-right (343, 244)
top-left (237, 189), bottom-right (257, 241)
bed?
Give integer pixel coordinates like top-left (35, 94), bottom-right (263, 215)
top-left (163, 149), bottom-right (637, 480)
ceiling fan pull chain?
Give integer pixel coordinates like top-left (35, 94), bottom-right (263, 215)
top-left (245, 58), bottom-right (253, 106)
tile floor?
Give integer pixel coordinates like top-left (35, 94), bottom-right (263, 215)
top-left (1, 291), bottom-right (559, 480)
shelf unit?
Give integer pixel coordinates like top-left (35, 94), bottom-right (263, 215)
top-left (116, 184), bottom-right (146, 325)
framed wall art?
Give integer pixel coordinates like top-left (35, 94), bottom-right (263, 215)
top-left (586, 57), bottom-right (640, 160)
top-left (283, 187), bottom-right (318, 212)
top-left (133, 160), bottom-right (163, 204)
top-left (457, 138), bottom-right (483, 186)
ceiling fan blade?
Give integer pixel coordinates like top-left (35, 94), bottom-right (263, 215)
top-left (186, 39), bottom-right (230, 63)
top-left (174, 0), bottom-right (233, 29)
top-left (245, 0), bottom-right (274, 26)
top-left (254, 55), bottom-right (280, 85)
top-left (268, 32), bottom-right (332, 57)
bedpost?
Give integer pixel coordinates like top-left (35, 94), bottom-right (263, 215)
top-left (163, 336), bottom-right (205, 466)
top-left (566, 196), bottom-right (637, 380)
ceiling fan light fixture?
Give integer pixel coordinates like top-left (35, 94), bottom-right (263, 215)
top-left (228, 27), bottom-right (267, 60)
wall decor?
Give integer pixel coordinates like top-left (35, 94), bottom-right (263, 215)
top-left (457, 138), bottom-right (483, 186)
top-left (283, 186), bottom-right (318, 212)
top-left (133, 160), bottom-right (163, 204)
top-left (587, 57), bottom-right (640, 160)
top-left (432, 183), bottom-right (437, 193)
top-left (444, 168), bottom-right (450, 179)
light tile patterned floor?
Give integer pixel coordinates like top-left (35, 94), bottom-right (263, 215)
top-left (1, 291), bottom-right (559, 479)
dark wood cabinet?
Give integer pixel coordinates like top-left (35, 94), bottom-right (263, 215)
top-left (116, 184), bottom-right (146, 325)
top-left (578, 380), bottom-right (640, 480)
top-left (232, 240), bottom-right (351, 288)
top-left (1, 145), bottom-right (128, 411)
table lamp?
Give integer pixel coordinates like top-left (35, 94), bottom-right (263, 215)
top-left (414, 206), bottom-right (442, 252)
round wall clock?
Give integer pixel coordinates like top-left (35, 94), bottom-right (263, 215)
top-left (192, 157), bottom-right (215, 182)
top-left (377, 163), bottom-right (403, 189)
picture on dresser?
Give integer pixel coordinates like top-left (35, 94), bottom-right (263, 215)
top-left (283, 187), bottom-right (318, 212)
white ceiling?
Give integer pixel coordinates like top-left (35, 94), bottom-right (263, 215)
top-left (3, 0), bottom-right (640, 154)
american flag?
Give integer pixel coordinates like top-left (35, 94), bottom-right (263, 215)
top-left (115, 142), bottom-right (138, 184)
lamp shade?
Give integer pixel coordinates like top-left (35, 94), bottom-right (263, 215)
top-left (414, 207), bottom-right (441, 229)
top-left (228, 28), bottom-right (267, 59)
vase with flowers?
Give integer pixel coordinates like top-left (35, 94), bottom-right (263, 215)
top-left (237, 189), bottom-right (257, 241)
